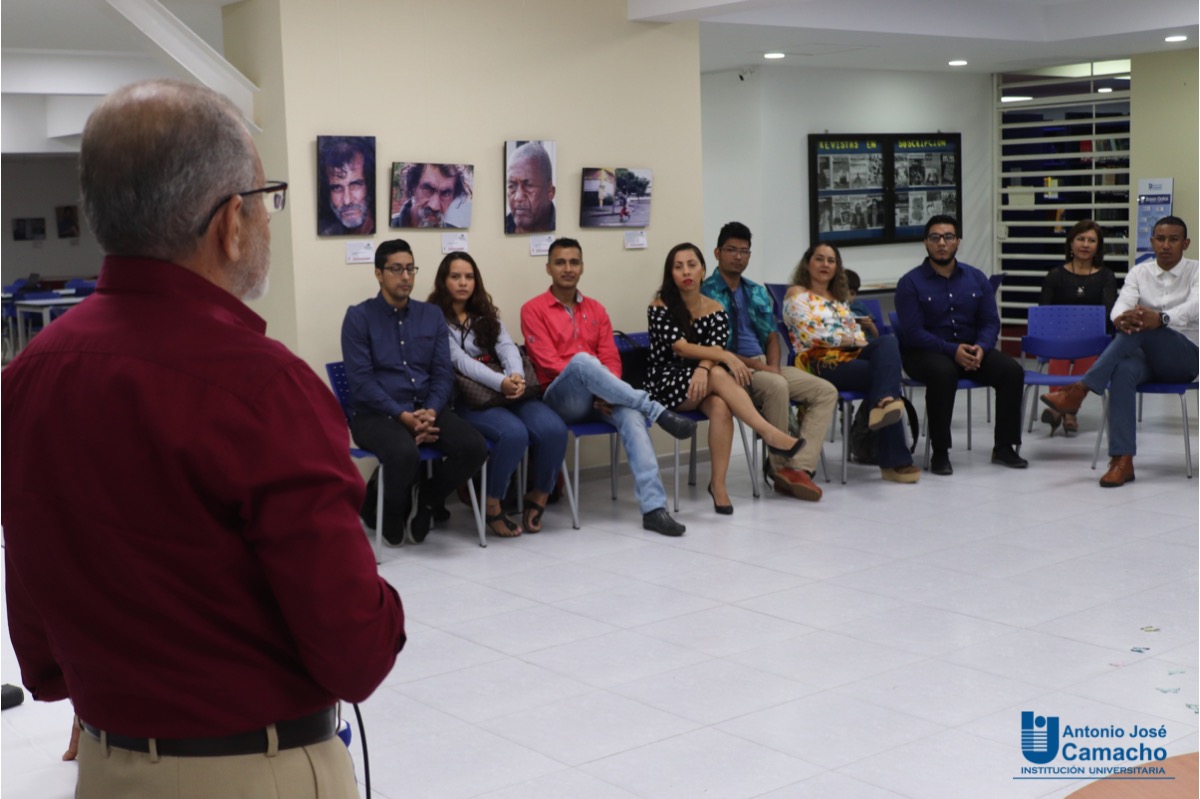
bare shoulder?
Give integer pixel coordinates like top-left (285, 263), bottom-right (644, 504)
top-left (783, 285), bottom-right (805, 299)
top-left (700, 297), bottom-right (725, 315)
top-left (649, 299), bottom-right (666, 309)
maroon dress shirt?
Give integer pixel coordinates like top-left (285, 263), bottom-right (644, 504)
top-left (1, 256), bottom-right (405, 738)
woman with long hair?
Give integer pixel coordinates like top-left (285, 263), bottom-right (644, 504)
top-left (428, 252), bottom-right (567, 536)
top-left (646, 243), bottom-right (804, 514)
top-left (1036, 219), bottom-right (1117, 435)
top-left (783, 242), bottom-right (919, 483)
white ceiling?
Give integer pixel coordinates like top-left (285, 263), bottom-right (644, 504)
top-left (0, 0), bottom-right (1195, 154)
top-left (631, 0), bottom-right (1199, 74)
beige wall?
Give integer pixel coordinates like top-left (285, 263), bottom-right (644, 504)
top-left (225, 0), bottom-right (703, 376)
top-left (1131, 48), bottom-right (1199, 257)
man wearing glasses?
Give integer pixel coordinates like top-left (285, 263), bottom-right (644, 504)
top-left (701, 221), bottom-right (837, 502)
top-left (895, 214), bottom-right (1027, 475)
top-left (2, 80), bottom-right (404, 797)
top-left (1042, 216), bottom-right (1198, 487)
top-left (341, 239), bottom-right (488, 544)
top-left (390, 162), bottom-right (472, 228)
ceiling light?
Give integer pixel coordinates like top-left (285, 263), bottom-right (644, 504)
top-left (1097, 87), bottom-right (1113, 93)
top-left (1001, 95), bottom-right (1033, 103)
top-left (948, 60), bottom-right (967, 67)
top-left (764, 52), bottom-right (785, 59)
top-left (1165, 35), bottom-right (1188, 42)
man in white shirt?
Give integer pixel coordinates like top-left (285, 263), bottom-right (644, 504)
top-left (1042, 216), bottom-right (1199, 486)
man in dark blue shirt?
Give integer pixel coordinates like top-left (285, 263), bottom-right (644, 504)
top-left (895, 215), bottom-right (1026, 475)
top-left (341, 239), bottom-right (487, 544)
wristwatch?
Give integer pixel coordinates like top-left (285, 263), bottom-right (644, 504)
top-left (1161, 312), bottom-right (1170, 327)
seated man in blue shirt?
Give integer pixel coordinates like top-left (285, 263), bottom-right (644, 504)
top-left (895, 215), bottom-right (1027, 475)
top-left (341, 239), bottom-right (488, 544)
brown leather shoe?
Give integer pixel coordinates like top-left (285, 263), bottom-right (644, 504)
top-left (773, 468), bottom-right (823, 501)
top-left (1099, 455), bottom-right (1135, 487)
top-left (1042, 382), bottom-right (1090, 415)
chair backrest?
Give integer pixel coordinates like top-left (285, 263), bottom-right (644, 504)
top-left (857, 297), bottom-right (886, 331)
top-left (888, 310), bottom-right (903, 346)
top-left (1026, 304), bottom-right (1106, 339)
top-left (764, 283), bottom-right (789, 318)
top-left (614, 331), bottom-right (650, 350)
top-left (17, 290), bottom-right (58, 301)
top-left (325, 361), bottom-right (354, 423)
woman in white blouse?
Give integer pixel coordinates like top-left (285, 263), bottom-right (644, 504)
top-left (782, 243), bottom-right (920, 483)
top-left (428, 253), bottom-right (568, 536)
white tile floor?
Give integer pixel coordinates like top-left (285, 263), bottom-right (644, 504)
top-left (3, 390), bottom-right (1197, 798)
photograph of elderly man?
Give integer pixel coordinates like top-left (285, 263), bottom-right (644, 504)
top-left (317, 135), bottom-right (375, 236)
top-left (390, 162), bottom-right (474, 229)
top-left (504, 140), bottom-right (556, 234)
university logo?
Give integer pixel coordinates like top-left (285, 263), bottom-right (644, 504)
top-left (1021, 711), bottom-right (1061, 764)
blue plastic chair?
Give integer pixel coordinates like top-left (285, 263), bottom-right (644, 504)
top-left (1020, 305), bottom-right (1110, 433)
top-left (325, 361), bottom-right (486, 553)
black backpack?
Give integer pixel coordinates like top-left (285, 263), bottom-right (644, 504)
top-left (849, 396), bottom-right (920, 465)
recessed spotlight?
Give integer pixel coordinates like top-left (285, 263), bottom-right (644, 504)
top-left (948, 60), bottom-right (968, 67)
top-left (1165, 35), bottom-right (1188, 42)
top-left (1098, 87), bottom-right (1113, 93)
top-left (1001, 95), bottom-right (1033, 103)
top-left (764, 52), bottom-right (785, 59)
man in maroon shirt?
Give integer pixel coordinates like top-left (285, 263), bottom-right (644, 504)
top-left (1, 80), bottom-right (405, 798)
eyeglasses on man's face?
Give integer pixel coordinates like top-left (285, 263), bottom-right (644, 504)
top-left (198, 181), bottom-right (288, 235)
top-left (380, 264), bottom-right (419, 275)
top-left (721, 247), bottom-right (751, 257)
top-left (925, 233), bottom-right (958, 244)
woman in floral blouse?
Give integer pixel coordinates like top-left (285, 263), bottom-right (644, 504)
top-left (783, 243), bottom-right (920, 483)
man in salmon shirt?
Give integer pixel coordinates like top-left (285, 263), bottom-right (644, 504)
top-left (521, 238), bottom-right (695, 536)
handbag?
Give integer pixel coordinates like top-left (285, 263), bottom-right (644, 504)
top-left (454, 328), bottom-right (541, 409)
top-left (613, 330), bottom-right (649, 390)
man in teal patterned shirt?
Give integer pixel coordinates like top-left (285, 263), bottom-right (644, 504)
top-left (702, 221), bottom-right (837, 501)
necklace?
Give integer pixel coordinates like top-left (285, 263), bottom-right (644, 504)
top-left (1065, 264), bottom-right (1096, 297)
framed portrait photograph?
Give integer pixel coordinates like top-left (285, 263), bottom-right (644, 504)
top-left (580, 167), bottom-right (652, 228)
top-left (389, 162), bottom-right (474, 229)
top-left (504, 140), bottom-right (556, 234)
top-left (317, 135), bottom-right (376, 237)
top-left (55, 206), bottom-right (80, 238)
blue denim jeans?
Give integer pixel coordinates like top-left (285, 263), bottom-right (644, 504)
top-left (814, 335), bottom-right (912, 468)
top-left (1080, 327), bottom-right (1199, 456)
top-left (541, 353), bottom-right (668, 514)
top-left (457, 399), bottom-right (568, 498)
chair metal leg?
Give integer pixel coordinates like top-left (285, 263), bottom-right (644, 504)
top-left (1179, 394), bottom-right (1194, 478)
top-left (966, 390), bottom-right (973, 451)
top-left (672, 438), bottom-right (681, 513)
top-left (1024, 385), bottom-right (1037, 434)
top-left (561, 459), bottom-right (580, 529)
top-left (470, 461), bottom-right (487, 547)
top-left (1091, 393), bottom-right (1108, 469)
top-left (1138, 392), bottom-right (1143, 422)
top-left (610, 435), bottom-right (618, 500)
top-left (986, 387), bottom-right (992, 423)
top-left (819, 447), bottom-right (829, 482)
top-left (922, 407), bottom-right (931, 470)
top-left (841, 400), bottom-right (852, 484)
top-left (374, 463), bottom-right (385, 563)
top-left (736, 420), bottom-right (760, 498)
top-left (688, 433), bottom-right (698, 486)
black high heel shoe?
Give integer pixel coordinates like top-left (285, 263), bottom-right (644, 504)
top-left (707, 483), bottom-right (733, 515)
top-left (767, 436), bottom-right (806, 460)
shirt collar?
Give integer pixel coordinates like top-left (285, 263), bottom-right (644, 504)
top-left (96, 255), bottom-right (266, 334)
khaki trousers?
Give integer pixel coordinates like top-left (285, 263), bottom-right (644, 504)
top-left (747, 360), bottom-right (838, 474)
top-left (76, 724), bottom-right (358, 799)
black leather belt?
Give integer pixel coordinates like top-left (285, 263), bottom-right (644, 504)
top-left (81, 706), bottom-right (337, 757)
